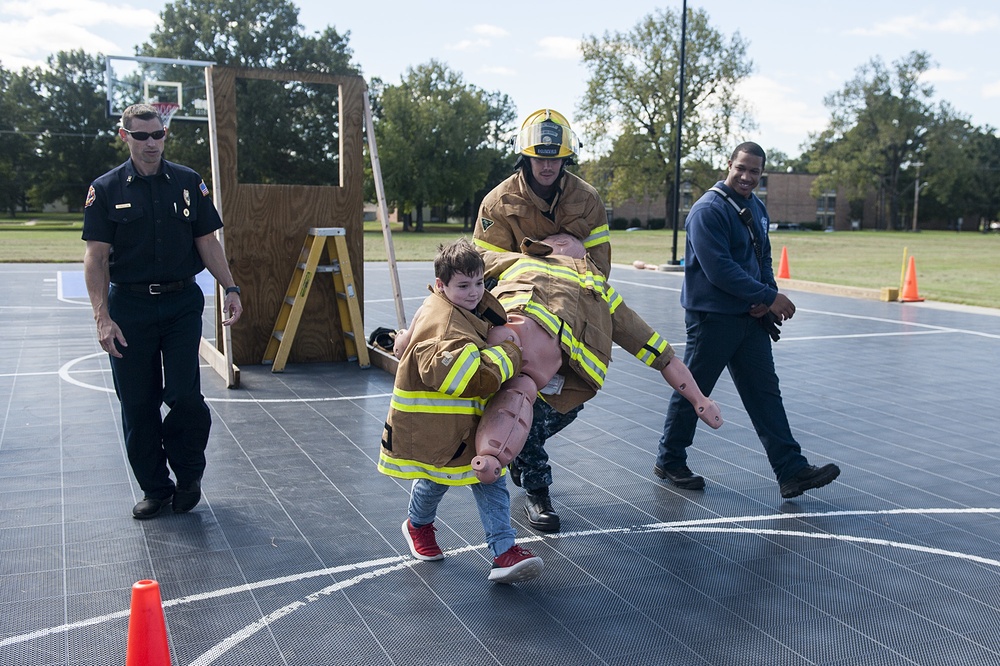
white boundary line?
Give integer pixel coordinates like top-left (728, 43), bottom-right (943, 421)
top-left (5, 507), bottom-right (1000, 659)
top-left (53, 352), bottom-right (390, 401)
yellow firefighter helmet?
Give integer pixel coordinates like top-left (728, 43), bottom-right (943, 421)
top-left (515, 109), bottom-right (580, 159)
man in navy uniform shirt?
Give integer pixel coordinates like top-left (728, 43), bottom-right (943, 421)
top-left (83, 103), bottom-right (243, 519)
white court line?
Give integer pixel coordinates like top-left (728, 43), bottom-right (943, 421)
top-left (5, 507), bottom-right (1000, 659)
top-left (613, 277), bottom-right (998, 340)
top-left (797, 307), bottom-right (1000, 339)
top-left (365, 295), bottom-right (426, 304)
top-left (0, 305), bottom-right (90, 310)
top-left (54, 353), bottom-right (390, 401)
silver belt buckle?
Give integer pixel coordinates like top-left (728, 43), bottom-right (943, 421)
top-left (148, 283), bottom-right (162, 295)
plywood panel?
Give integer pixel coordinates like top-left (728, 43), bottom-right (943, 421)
top-left (211, 66), bottom-right (366, 366)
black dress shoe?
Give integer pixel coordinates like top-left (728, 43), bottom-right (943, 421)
top-left (524, 488), bottom-right (560, 532)
top-left (653, 464), bottom-right (706, 490)
top-left (780, 463), bottom-right (841, 499)
top-left (133, 495), bottom-right (172, 520)
top-left (173, 480), bottom-right (202, 513)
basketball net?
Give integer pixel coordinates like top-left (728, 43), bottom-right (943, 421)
top-left (149, 102), bottom-right (181, 129)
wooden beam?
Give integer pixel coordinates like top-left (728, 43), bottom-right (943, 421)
top-left (200, 336), bottom-right (241, 388)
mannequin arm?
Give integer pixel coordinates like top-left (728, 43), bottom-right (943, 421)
top-left (660, 359), bottom-right (723, 429)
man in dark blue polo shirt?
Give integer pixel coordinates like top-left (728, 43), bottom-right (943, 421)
top-left (83, 103), bottom-right (243, 519)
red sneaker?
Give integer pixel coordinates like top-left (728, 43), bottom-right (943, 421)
top-left (488, 545), bottom-right (543, 583)
top-left (402, 519), bottom-right (444, 561)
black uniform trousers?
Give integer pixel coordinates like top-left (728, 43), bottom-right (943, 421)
top-left (108, 282), bottom-right (211, 499)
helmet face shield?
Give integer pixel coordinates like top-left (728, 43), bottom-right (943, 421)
top-left (515, 109), bottom-right (580, 160)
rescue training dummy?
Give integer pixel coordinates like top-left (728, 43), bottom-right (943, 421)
top-left (395, 234), bottom-right (723, 484)
top-left (378, 239), bottom-right (543, 583)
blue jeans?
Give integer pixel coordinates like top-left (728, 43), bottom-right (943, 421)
top-left (657, 310), bottom-right (808, 483)
top-left (408, 476), bottom-right (516, 559)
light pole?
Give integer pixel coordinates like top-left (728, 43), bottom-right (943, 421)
top-left (668, 0), bottom-right (687, 265)
top-left (911, 161), bottom-right (923, 232)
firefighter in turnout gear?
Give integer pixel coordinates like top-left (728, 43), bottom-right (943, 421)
top-left (473, 109), bottom-right (610, 532)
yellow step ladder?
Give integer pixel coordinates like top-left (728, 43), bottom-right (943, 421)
top-left (263, 228), bottom-right (370, 372)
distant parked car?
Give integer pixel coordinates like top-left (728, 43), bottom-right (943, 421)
top-left (768, 223), bottom-right (802, 231)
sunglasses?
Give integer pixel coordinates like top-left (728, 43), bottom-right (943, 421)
top-left (122, 128), bottom-right (166, 141)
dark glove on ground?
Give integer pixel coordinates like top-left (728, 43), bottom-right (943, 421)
top-left (759, 311), bottom-right (782, 342)
top-left (368, 327), bottom-right (396, 352)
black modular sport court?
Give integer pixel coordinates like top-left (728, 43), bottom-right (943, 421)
top-left (2, 260), bottom-right (1000, 665)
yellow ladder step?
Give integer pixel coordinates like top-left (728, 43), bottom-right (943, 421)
top-left (262, 227), bottom-right (370, 372)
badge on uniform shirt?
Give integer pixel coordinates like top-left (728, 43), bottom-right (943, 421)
top-left (480, 217), bottom-right (494, 232)
top-left (183, 208), bottom-right (190, 218)
top-left (115, 203), bottom-right (132, 209)
top-left (200, 180), bottom-right (210, 197)
top-left (85, 186), bottom-right (96, 208)
top-left (183, 189), bottom-right (191, 206)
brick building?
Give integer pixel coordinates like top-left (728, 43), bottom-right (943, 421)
top-left (611, 172), bottom-right (956, 231)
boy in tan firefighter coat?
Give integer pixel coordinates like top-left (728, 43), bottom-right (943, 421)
top-left (377, 239), bottom-right (544, 584)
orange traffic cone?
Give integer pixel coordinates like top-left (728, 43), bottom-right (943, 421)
top-left (900, 255), bottom-right (924, 302)
top-left (126, 580), bottom-right (172, 666)
top-left (776, 246), bottom-right (790, 279)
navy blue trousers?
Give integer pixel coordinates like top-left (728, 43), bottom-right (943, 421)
top-left (108, 283), bottom-right (211, 499)
top-left (657, 310), bottom-right (808, 483)
top-left (513, 399), bottom-right (583, 492)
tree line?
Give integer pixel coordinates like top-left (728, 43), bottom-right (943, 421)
top-left (2, 1), bottom-right (998, 229)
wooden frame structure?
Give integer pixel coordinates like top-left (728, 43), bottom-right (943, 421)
top-left (204, 66), bottom-right (368, 378)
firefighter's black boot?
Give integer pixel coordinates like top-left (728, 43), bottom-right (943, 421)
top-left (524, 487), bottom-right (560, 533)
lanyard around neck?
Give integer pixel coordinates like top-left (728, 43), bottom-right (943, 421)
top-left (709, 186), bottom-right (762, 262)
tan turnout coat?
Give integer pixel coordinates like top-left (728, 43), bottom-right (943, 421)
top-left (378, 290), bottom-right (521, 485)
top-left (489, 247), bottom-right (675, 414)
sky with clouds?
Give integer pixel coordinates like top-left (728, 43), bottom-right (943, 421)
top-left (2, 0), bottom-right (998, 159)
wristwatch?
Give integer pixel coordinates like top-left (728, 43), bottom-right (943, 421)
top-left (225, 286), bottom-right (241, 295)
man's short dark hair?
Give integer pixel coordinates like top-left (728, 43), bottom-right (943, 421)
top-left (434, 238), bottom-right (484, 285)
top-left (121, 104), bottom-right (162, 130)
top-left (731, 142), bottom-right (766, 169)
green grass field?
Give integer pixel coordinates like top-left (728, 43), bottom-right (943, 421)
top-left (4, 215), bottom-right (998, 309)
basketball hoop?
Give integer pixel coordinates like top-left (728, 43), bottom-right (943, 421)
top-left (150, 102), bottom-right (181, 128)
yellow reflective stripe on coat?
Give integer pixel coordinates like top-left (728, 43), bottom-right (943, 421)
top-left (605, 284), bottom-right (624, 314)
top-left (497, 291), bottom-right (532, 310)
top-left (377, 450), bottom-right (480, 486)
top-left (499, 297), bottom-right (608, 388)
top-left (481, 344), bottom-right (518, 382)
top-left (584, 224), bottom-right (610, 248)
top-left (390, 388), bottom-right (486, 415)
top-left (499, 257), bottom-right (611, 302)
top-left (636, 331), bottom-right (669, 366)
top-left (438, 343), bottom-right (483, 395)
top-left (473, 237), bottom-right (509, 253)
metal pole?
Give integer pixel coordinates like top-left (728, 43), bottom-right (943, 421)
top-left (911, 161), bottom-right (923, 232)
top-left (669, 0), bottom-right (688, 265)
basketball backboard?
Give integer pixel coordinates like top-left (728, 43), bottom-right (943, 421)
top-left (106, 55), bottom-right (215, 122)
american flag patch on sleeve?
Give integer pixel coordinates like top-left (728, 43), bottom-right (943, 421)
top-left (199, 180), bottom-right (210, 197)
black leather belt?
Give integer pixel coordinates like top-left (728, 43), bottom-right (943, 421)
top-left (114, 277), bottom-right (196, 295)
